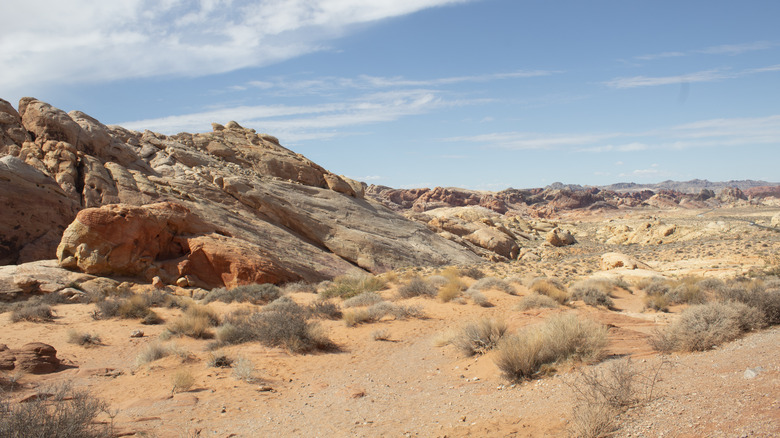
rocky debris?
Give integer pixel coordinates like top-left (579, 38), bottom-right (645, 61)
top-left (1, 97), bottom-right (481, 283)
top-left (0, 260), bottom-right (94, 301)
top-left (600, 252), bottom-right (651, 270)
top-left (0, 343), bottom-right (60, 374)
top-left (546, 228), bottom-right (576, 247)
top-left (598, 220), bottom-right (678, 245)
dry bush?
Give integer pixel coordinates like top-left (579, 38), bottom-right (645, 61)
top-left (342, 291), bottom-right (384, 308)
top-left (426, 275), bottom-right (449, 289)
top-left (135, 342), bottom-right (173, 366)
top-left (470, 277), bottom-right (517, 295)
top-left (460, 266), bottom-right (485, 280)
top-left (343, 308), bottom-right (372, 327)
top-left (495, 314), bottom-right (607, 381)
top-left (343, 302), bottom-right (424, 327)
top-left (11, 303), bottom-right (54, 323)
top-left (568, 403), bottom-right (618, 438)
top-left (372, 329), bottom-right (391, 341)
top-left (643, 293), bottom-right (669, 312)
top-left (232, 356), bottom-right (257, 383)
top-left (438, 281), bottom-right (463, 303)
top-left (307, 300), bottom-right (342, 320)
top-left (517, 293), bottom-right (559, 311)
top-left (571, 280), bottom-right (614, 308)
top-left (320, 274), bottom-right (386, 299)
top-left (216, 301), bottom-right (335, 353)
top-left (166, 314), bottom-right (214, 339)
top-left (452, 318), bottom-right (507, 356)
top-left (171, 370), bottom-right (195, 393)
top-left (651, 301), bottom-right (765, 353)
top-left (397, 276), bottom-right (436, 299)
top-left (206, 352), bottom-right (232, 368)
top-left (463, 288), bottom-right (492, 307)
top-left (203, 283), bottom-right (281, 304)
top-left (67, 329), bottom-right (101, 346)
top-left (718, 279), bottom-right (780, 325)
top-left (530, 278), bottom-right (569, 304)
top-left (282, 281), bottom-right (317, 294)
top-left (0, 383), bottom-right (112, 437)
top-left (666, 279), bottom-right (708, 305)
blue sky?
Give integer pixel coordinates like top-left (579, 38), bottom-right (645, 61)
top-left (2, 0), bottom-right (779, 190)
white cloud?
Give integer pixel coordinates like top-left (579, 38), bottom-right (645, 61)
top-left (441, 114), bottom-right (780, 152)
top-left (634, 51), bottom-right (686, 61)
top-left (0, 0), bottom-right (473, 91)
top-left (604, 62), bottom-right (780, 89)
top-left (634, 40), bottom-right (776, 61)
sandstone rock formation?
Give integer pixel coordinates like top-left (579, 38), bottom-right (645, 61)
top-left (546, 228), bottom-right (576, 247)
top-left (0, 343), bottom-right (60, 374)
top-left (600, 252), bottom-right (651, 270)
top-left (0, 97), bottom-right (480, 287)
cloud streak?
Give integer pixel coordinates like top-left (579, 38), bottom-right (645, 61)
top-left (0, 0), bottom-right (472, 91)
top-left (441, 114), bottom-right (780, 152)
top-left (604, 64), bottom-right (780, 89)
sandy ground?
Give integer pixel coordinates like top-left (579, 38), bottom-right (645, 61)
top-left (1, 206), bottom-right (779, 437)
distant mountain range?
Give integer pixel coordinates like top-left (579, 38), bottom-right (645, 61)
top-left (544, 179), bottom-right (779, 194)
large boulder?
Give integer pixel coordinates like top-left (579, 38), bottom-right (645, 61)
top-left (0, 343), bottom-right (60, 374)
top-left (546, 228), bottom-right (576, 247)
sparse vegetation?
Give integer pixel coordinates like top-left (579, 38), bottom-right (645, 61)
top-left (232, 356), bottom-right (257, 383)
top-left (460, 266), bottom-right (485, 280)
top-left (203, 283), bottom-right (282, 304)
top-left (452, 318), bottom-right (507, 356)
top-left (463, 288), bottom-right (491, 307)
top-left (171, 370), bottom-right (195, 393)
top-left (651, 301), bottom-right (765, 352)
top-left (320, 274), bottom-right (386, 299)
top-left (0, 383), bottom-right (113, 438)
top-left (397, 276), bottom-right (436, 298)
top-left (67, 329), bottom-right (102, 346)
top-left (495, 314), bottom-right (608, 381)
top-left (372, 329), bottom-right (391, 341)
top-left (342, 291), bottom-right (384, 308)
top-left (571, 280), bottom-right (614, 308)
top-left (206, 352), bottom-right (233, 368)
top-left (530, 278), bottom-right (570, 304)
top-left (307, 300), bottom-right (342, 320)
top-left (282, 281), bottom-right (317, 294)
top-left (469, 277), bottom-right (517, 295)
top-left (517, 293), bottom-right (559, 310)
top-left (11, 302), bottom-right (54, 323)
top-left (136, 342), bottom-right (173, 366)
top-left (343, 302), bottom-right (425, 326)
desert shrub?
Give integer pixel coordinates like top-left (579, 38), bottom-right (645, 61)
top-left (697, 277), bottom-right (726, 293)
top-left (643, 293), bottom-right (669, 312)
top-left (308, 300), bottom-right (342, 320)
top-left (666, 282), bottom-right (707, 305)
top-left (651, 302), bottom-right (765, 353)
top-left (320, 274), bottom-right (386, 299)
top-left (397, 276), bottom-right (436, 299)
top-left (469, 277), bottom-right (517, 295)
top-left (517, 293), bottom-right (559, 311)
top-left (571, 281), bottom-right (614, 308)
top-left (452, 318), bottom-right (507, 356)
top-left (203, 283), bottom-right (282, 304)
top-left (11, 303), bottom-right (54, 323)
top-left (463, 288), bottom-right (492, 307)
top-left (0, 383), bottom-right (112, 437)
top-left (232, 356), bottom-right (257, 383)
top-left (530, 278), bottom-right (569, 304)
top-left (206, 352), bottom-right (233, 368)
top-left (184, 304), bottom-right (220, 325)
top-left (495, 314), bottom-right (607, 381)
top-left (166, 314), bottom-right (214, 339)
top-left (216, 302), bottom-right (334, 353)
top-left (460, 266), bottom-right (485, 280)
top-left (66, 329), bottom-right (101, 346)
top-left (438, 281), bottom-right (463, 303)
top-left (171, 370), bottom-right (195, 393)
top-left (716, 279), bottom-right (780, 325)
top-left (372, 329), bottom-right (391, 341)
top-left (426, 275), bottom-right (449, 289)
top-left (642, 279), bottom-right (670, 297)
top-left (343, 302), bottom-right (424, 326)
top-left (282, 281), bottom-right (317, 294)
top-left (141, 310), bottom-right (164, 325)
top-left (568, 402), bottom-right (618, 438)
top-left (135, 342), bottom-right (172, 366)
top-left (342, 291), bottom-right (384, 308)
top-left (117, 295), bottom-right (154, 319)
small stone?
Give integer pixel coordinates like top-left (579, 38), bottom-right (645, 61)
top-left (151, 276), bottom-right (164, 289)
top-left (176, 277), bottom-right (189, 288)
top-left (130, 330), bottom-right (144, 338)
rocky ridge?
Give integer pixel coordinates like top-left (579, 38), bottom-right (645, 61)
top-left (1, 97), bottom-right (481, 291)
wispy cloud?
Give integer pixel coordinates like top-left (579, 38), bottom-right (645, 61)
top-left (119, 88), bottom-right (472, 142)
top-left (634, 40), bottom-right (777, 62)
top-left (442, 115), bottom-right (780, 151)
top-left (604, 63), bottom-right (780, 89)
top-left (0, 0), bottom-right (474, 91)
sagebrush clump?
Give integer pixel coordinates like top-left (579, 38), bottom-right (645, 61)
top-left (451, 318), bottom-right (507, 356)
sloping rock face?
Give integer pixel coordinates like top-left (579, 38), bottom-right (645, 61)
top-left (1, 97), bottom-right (480, 287)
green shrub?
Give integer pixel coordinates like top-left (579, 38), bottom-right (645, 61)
top-left (452, 318), bottom-right (507, 356)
